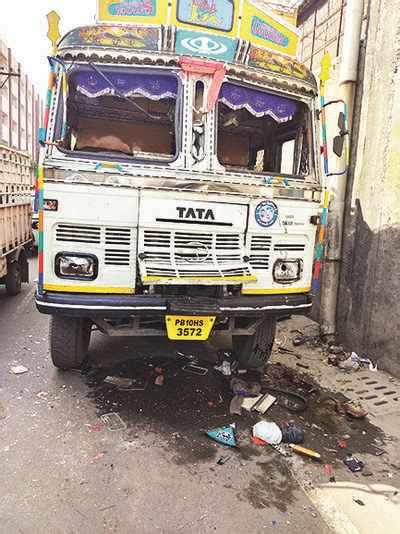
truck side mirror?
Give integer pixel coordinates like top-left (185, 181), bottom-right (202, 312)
top-left (333, 135), bottom-right (344, 157)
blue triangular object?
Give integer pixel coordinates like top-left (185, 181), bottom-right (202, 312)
top-left (206, 424), bottom-right (237, 447)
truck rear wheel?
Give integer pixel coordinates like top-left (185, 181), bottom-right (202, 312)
top-left (5, 261), bottom-right (22, 296)
top-left (233, 318), bottom-right (276, 369)
top-left (49, 316), bottom-right (92, 370)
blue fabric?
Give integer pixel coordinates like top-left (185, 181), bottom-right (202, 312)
top-left (75, 71), bottom-right (178, 100)
top-left (219, 83), bottom-right (297, 122)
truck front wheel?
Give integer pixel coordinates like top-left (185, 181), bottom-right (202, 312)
top-left (5, 261), bottom-right (22, 296)
top-left (233, 318), bottom-right (276, 369)
top-left (49, 316), bottom-right (92, 370)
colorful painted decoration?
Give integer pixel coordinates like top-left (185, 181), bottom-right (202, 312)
top-left (97, 0), bottom-right (168, 24)
top-left (175, 29), bottom-right (238, 61)
top-left (58, 25), bottom-right (159, 51)
top-left (248, 46), bottom-right (314, 84)
top-left (255, 200), bottom-right (279, 228)
top-left (240, 1), bottom-right (298, 56)
top-left (176, 0), bottom-right (235, 32)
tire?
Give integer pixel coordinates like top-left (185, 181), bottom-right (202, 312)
top-left (5, 261), bottom-right (22, 296)
top-left (233, 318), bottom-right (277, 368)
top-left (49, 316), bottom-right (92, 370)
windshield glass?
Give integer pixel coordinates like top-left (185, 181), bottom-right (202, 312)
top-left (217, 83), bottom-right (311, 177)
top-left (62, 68), bottom-right (179, 161)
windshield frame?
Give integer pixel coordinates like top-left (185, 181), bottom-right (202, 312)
top-left (214, 79), bottom-right (316, 182)
top-left (52, 64), bottom-right (183, 166)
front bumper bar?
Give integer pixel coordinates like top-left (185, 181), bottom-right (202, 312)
top-left (35, 291), bottom-right (312, 318)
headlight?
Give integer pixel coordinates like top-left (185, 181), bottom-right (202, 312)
top-left (55, 253), bottom-right (98, 280)
top-left (273, 259), bottom-right (302, 284)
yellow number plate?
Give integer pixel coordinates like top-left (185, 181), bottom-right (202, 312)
top-left (165, 316), bottom-right (216, 341)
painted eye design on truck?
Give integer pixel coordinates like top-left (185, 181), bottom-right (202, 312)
top-left (255, 200), bottom-right (278, 228)
top-left (181, 36), bottom-right (228, 55)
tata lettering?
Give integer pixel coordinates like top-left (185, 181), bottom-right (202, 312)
top-left (251, 16), bottom-right (289, 47)
top-left (177, 207), bottom-right (216, 220)
top-left (108, 0), bottom-right (156, 17)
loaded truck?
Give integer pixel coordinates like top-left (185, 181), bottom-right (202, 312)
top-left (0, 144), bottom-right (32, 295)
top-left (35, 1), bottom-right (338, 370)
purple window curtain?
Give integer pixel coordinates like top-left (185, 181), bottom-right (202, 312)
top-left (218, 83), bottom-right (297, 122)
top-left (74, 71), bottom-right (178, 100)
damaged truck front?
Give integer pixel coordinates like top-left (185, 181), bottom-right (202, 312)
top-left (36, 6), bottom-right (323, 370)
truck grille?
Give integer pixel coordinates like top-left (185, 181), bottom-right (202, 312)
top-left (140, 230), bottom-right (255, 283)
top-left (55, 224), bottom-right (133, 267)
top-left (249, 235), bottom-right (272, 270)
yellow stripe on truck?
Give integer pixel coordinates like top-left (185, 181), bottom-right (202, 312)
top-left (43, 284), bottom-right (134, 294)
top-left (242, 287), bottom-right (311, 295)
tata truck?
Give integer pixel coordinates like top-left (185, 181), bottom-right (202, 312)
top-left (36, 1), bottom-right (325, 369)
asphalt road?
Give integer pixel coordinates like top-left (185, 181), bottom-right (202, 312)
top-left (0, 258), bottom-right (329, 533)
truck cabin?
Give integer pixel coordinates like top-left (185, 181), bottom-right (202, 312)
top-left (57, 65), bottom-right (313, 179)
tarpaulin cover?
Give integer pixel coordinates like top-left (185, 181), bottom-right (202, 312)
top-left (75, 71), bottom-right (178, 100)
top-left (218, 83), bottom-right (296, 122)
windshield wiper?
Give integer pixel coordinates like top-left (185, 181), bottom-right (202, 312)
top-left (87, 62), bottom-right (162, 120)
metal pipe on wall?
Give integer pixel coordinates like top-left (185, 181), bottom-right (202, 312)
top-left (319, 0), bottom-right (364, 336)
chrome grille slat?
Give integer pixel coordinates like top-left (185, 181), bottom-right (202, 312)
top-left (141, 229), bottom-right (253, 282)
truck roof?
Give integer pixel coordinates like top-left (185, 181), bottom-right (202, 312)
top-left (57, 23), bottom-right (316, 96)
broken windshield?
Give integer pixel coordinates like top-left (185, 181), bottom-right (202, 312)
top-left (61, 67), bottom-right (179, 162)
top-left (217, 83), bottom-right (311, 178)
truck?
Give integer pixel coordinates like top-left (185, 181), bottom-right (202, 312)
top-left (0, 144), bottom-right (32, 295)
top-left (35, 1), bottom-right (330, 370)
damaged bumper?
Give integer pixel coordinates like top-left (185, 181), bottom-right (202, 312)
top-left (35, 292), bottom-right (312, 318)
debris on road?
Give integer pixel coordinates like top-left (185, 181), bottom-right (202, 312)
top-left (86, 423), bottom-right (104, 431)
top-left (280, 421), bottom-right (304, 444)
top-left (90, 452), bottom-right (106, 464)
top-left (104, 376), bottom-right (136, 389)
top-left (182, 364), bottom-right (208, 375)
top-left (353, 498), bottom-right (365, 506)
top-left (216, 455), bottom-right (231, 465)
top-left (370, 443), bottom-right (385, 456)
top-left (154, 374), bottom-right (164, 386)
top-left (100, 412), bottom-right (127, 431)
top-left (337, 439), bottom-right (347, 449)
top-left (252, 421), bottom-right (282, 445)
top-left (290, 444), bottom-right (321, 460)
top-left (229, 378), bottom-right (261, 415)
top-left (206, 423), bottom-right (237, 447)
top-left (343, 455), bottom-right (364, 472)
top-left (338, 352), bottom-right (360, 372)
top-left (9, 365), bottom-right (28, 375)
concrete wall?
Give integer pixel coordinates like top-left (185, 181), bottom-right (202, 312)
top-left (298, 0), bottom-right (400, 375)
top-left (337, 0), bottom-right (400, 375)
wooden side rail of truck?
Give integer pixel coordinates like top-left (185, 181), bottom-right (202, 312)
top-left (0, 144), bottom-right (33, 295)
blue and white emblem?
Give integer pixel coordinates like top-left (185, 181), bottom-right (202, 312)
top-left (255, 200), bottom-right (278, 228)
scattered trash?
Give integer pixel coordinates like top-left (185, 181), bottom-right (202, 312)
top-left (338, 352), bottom-right (360, 372)
top-left (252, 421), bottom-right (282, 445)
top-left (37, 391), bottom-right (49, 402)
top-left (217, 456), bottom-right (231, 465)
top-left (362, 470), bottom-right (373, 477)
top-left (360, 357), bottom-right (378, 372)
top-left (271, 520), bottom-right (278, 526)
top-left (253, 393), bottom-right (276, 414)
top-left (290, 444), bottom-right (321, 460)
top-left (206, 423), bottom-right (237, 447)
top-left (154, 374), bottom-right (164, 386)
top-left (100, 412), bottom-right (127, 431)
top-left (242, 395), bottom-right (262, 412)
top-left (336, 401), bottom-right (368, 419)
top-left (182, 364), bottom-right (208, 375)
top-left (296, 362), bottom-right (309, 369)
top-left (251, 436), bottom-right (267, 445)
top-left (155, 367), bottom-right (163, 374)
top-left (277, 347), bottom-right (302, 360)
top-left (343, 455), bottom-right (364, 472)
top-left (292, 337), bottom-right (306, 347)
top-left (229, 378), bottom-right (261, 415)
top-left (104, 376), bottom-right (136, 389)
top-left (90, 452), bottom-right (106, 464)
top-left (269, 443), bottom-right (291, 457)
top-left (86, 423), bottom-right (104, 431)
top-left (280, 422), bottom-right (304, 444)
top-left (9, 365), bottom-right (28, 375)
top-left (353, 498), bottom-right (365, 506)
top-left (337, 439), bottom-right (347, 449)
top-left (328, 345), bottom-right (343, 355)
top-left (370, 443), bottom-right (385, 456)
